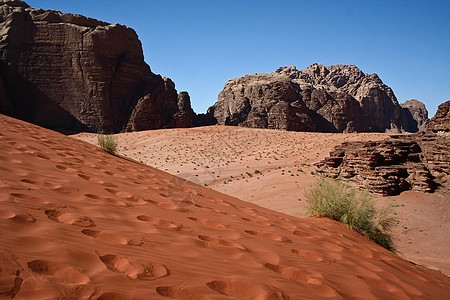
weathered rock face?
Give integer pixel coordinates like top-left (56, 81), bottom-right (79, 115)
top-left (428, 101), bottom-right (450, 132)
top-left (209, 64), bottom-right (422, 133)
top-left (416, 132), bottom-right (450, 189)
top-left (172, 91), bottom-right (196, 128)
top-left (315, 133), bottom-right (450, 195)
top-left (400, 99), bottom-right (429, 132)
top-left (0, 0), bottom-right (194, 132)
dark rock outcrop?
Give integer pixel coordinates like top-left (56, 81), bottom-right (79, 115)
top-left (428, 101), bottom-right (450, 132)
top-left (209, 64), bottom-right (423, 133)
top-left (315, 133), bottom-right (450, 195)
top-left (0, 0), bottom-right (195, 132)
top-left (400, 99), bottom-right (429, 132)
top-left (173, 91), bottom-right (196, 128)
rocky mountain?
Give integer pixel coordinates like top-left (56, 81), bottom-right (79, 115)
top-left (209, 64), bottom-right (424, 133)
top-left (428, 100), bottom-right (450, 132)
top-left (400, 99), bottom-right (429, 132)
top-left (0, 0), bottom-right (195, 133)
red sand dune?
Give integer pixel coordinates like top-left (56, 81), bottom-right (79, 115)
top-left (0, 114), bottom-right (449, 299)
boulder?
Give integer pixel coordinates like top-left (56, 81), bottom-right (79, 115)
top-left (0, 0), bottom-right (195, 132)
top-left (209, 64), bottom-right (423, 133)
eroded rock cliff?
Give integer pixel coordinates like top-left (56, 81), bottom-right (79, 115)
top-left (0, 0), bottom-right (194, 132)
top-left (315, 132), bottom-right (449, 195)
top-left (428, 100), bottom-right (450, 132)
top-left (209, 64), bottom-right (423, 133)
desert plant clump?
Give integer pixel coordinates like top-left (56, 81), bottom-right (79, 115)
top-left (97, 134), bottom-right (117, 154)
top-left (304, 178), bottom-right (397, 251)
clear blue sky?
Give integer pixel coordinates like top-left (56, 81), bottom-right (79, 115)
top-left (28, 0), bottom-right (449, 117)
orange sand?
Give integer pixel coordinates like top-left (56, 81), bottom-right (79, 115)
top-left (1, 115), bottom-right (448, 299)
top-left (76, 126), bottom-right (450, 275)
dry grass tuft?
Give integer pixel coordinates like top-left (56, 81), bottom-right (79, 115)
top-left (305, 178), bottom-right (397, 251)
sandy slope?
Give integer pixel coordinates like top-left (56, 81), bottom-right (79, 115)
top-left (75, 126), bottom-right (450, 276)
top-left (1, 115), bottom-right (448, 299)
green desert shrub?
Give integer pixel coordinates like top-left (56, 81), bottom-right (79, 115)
top-left (304, 178), bottom-right (397, 251)
top-left (97, 134), bottom-right (117, 154)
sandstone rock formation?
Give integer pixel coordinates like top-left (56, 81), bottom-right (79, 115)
top-left (0, 0), bottom-right (195, 132)
top-left (209, 64), bottom-right (423, 133)
top-left (315, 133), bottom-right (450, 195)
top-left (400, 99), bottom-right (429, 132)
top-left (173, 91), bottom-right (196, 128)
top-left (428, 100), bottom-right (450, 132)
top-left (416, 131), bottom-right (450, 189)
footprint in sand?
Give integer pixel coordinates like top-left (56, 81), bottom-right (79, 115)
top-left (44, 209), bottom-right (95, 227)
top-left (156, 283), bottom-right (223, 299)
top-left (98, 253), bottom-right (169, 280)
top-left (197, 235), bottom-right (246, 251)
top-left (349, 246), bottom-right (374, 259)
top-left (206, 276), bottom-right (288, 299)
top-left (0, 209), bottom-right (36, 223)
top-left (244, 230), bottom-right (292, 243)
top-left (356, 274), bottom-right (411, 298)
top-left (187, 216), bottom-right (227, 229)
top-left (10, 193), bottom-right (48, 205)
top-left (291, 249), bottom-right (324, 262)
top-left (273, 220), bottom-right (298, 230)
top-left (27, 260), bottom-right (89, 285)
top-left (104, 188), bottom-right (146, 204)
top-left (145, 198), bottom-right (192, 213)
top-left (241, 217), bottom-right (271, 227)
top-left (237, 206), bottom-right (258, 217)
top-left (55, 164), bottom-right (77, 172)
top-left (292, 229), bottom-right (314, 238)
top-left (264, 263), bottom-right (339, 298)
top-left (136, 215), bottom-right (183, 230)
top-left (81, 229), bottom-right (128, 245)
top-left (104, 170), bottom-right (127, 179)
top-left (193, 203), bottom-right (222, 214)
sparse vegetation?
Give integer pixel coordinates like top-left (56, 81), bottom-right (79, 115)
top-left (97, 134), bottom-right (117, 154)
top-left (304, 178), bottom-right (397, 251)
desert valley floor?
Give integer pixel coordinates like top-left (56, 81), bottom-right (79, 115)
top-left (75, 125), bottom-right (450, 276)
top-left (0, 115), bottom-right (448, 299)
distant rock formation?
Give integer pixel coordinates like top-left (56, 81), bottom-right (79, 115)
top-left (209, 64), bottom-right (423, 133)
top-left (173, 91), bottom-right (196, 128)
top-left (428, 100), bottom-right (450, 132)
top-left (400, 99), bottom-right (429, 132)
top-left (0, 0), bottom-right (195, 132)
top-left (315, 132), bottom-right (450, 195)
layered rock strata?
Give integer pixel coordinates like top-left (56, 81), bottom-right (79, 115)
top-left (315, 133), bottom-right (449, 195)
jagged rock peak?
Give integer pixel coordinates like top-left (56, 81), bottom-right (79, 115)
top-left (209, 64), bottom-right (419, 133)
top-left (0, 1), bottom-right (196, 132)
top-left (0, 0), bottom-right (29, 8)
